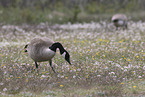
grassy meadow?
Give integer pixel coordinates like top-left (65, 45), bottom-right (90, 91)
top-left (0, 21), bottom-right (145, 96)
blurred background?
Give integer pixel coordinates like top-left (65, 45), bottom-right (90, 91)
top-left (0, 0), bottom-right (145, 24)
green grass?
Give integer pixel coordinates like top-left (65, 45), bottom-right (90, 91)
top-left (0, 21), bottom-right (145, 96)
top-left (0, 7), bottom-right (145, 24)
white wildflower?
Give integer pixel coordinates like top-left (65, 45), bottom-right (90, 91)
top-left (73, 69), bottom-right (76, 72)
top-left (41, 75), bottom-right (46, 78)
top-left (115, 63), bottom-right (121, 68)
top-left (61, 75), bottom-right (64, 78)
top-left (143, 66), bottom-right (145, 70)
top-left (124, 69), bottom-right (127, 72)
top-left (57, 74), bottom-right (60, 77)
top-left (77, 68), bottom-right (81, 71)
top-left (124, 66), bottom-right (128, 69)
top-left (105, 66), bottom-right (108, 69)
top-left (138, 76), bottom-right (142, 78)
top-left (10, 75), bottom-right (13, 77)
top-left (109, 72), bottom-right (115, 75)
top-left (3, 88), bottom-right (7, 92)
top-left (3, 66), bottom-right (6, 69)
top-left (73, 75), bottom-right (76, 78)
top-left (97, 75), bottom-right (101, 77)
top-left (0, 83), bottom-right (4, 85)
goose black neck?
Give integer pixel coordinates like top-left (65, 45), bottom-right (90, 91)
top-left (49, 42), bottom-right (65, 54)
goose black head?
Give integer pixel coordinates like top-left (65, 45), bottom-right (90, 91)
top-left (49, 42), bottom-right (71, 65)
top-left (61, 50), bottom-right (71, 65)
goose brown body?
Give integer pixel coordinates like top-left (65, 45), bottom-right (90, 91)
top-left (111, 14), bottom-right (127, 29)
top-left (27, 38), bottom-right (54, 62)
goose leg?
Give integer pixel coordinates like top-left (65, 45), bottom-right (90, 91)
top-left (125, 24), bottom-right (128, 30)
top-left (35, 62), bottom-right (39, 73)
top-left (116, 27), bottom-right (118, 30)
top-left (24, 44), bottom-right (28, 52)
top-left (49, 60), bottom-right (56, 73)
top-left (24, 44), bottom-right (28, 49)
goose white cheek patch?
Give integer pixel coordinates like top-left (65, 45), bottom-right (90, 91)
top-left (61, 52), bottom-right (66, 58)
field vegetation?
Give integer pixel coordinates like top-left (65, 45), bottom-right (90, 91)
top-left (0, 21), bottom-right (145, 96)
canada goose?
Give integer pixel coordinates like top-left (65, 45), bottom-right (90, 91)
top-left (111, 14), bottom-right (127, 30)
top-left (24, 38), bottom-right (71, 73)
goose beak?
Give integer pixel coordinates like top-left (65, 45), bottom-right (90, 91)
top-left (67, 60), bottom-right (71, 65)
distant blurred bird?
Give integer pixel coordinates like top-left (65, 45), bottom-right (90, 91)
top-left (111, 14), bottom-right (127, 30)
top-left (24, 37), bottom-right (71, 73)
